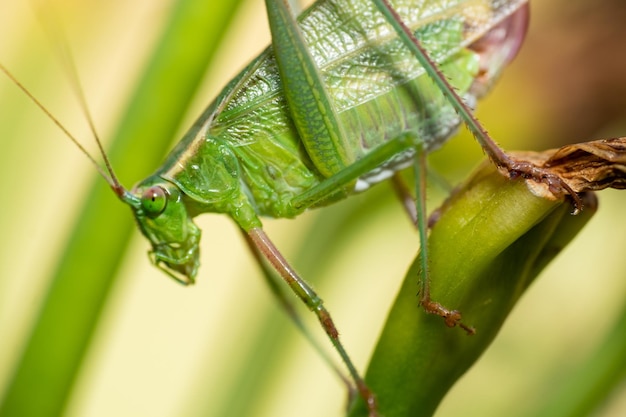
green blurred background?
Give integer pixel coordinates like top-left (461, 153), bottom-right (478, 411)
top-left (0, 0), bottom-right (624, 416)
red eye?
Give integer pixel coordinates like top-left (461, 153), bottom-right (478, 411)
top-left (141, 186), bottom-right (167, 217)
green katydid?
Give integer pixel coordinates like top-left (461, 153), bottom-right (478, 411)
top-left (0, 0), bottom-right (583, 414)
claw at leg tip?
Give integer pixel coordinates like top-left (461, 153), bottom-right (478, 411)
top-left (569, 193), bottom-right (584, 215)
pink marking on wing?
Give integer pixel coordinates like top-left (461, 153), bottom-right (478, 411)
top-left (469, 3), bottom-right (530, 96)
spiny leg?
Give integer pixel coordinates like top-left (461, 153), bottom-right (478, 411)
top-left (264, 0), bottom-right (378, 413)
top-left (391, 174), bottom-right (418, 226)
top-left (292, 133), bottom-right (416, 209)
top-left (247, 228), bottom-right (378, 415)
top-left (412, 146), bottom-right (475, 334)
top-left (372, 0), bottom-right (582, 212)
top-left (371, 0), bottom-right (514, 333)
top-left (391, 168), bottom-right (455, 227)
top-left (240, 230), bottom-right (357, 407)
top-left (288, 128), bottom-right (475, 336)
top-left (391, 167), bottom-right (475, 334)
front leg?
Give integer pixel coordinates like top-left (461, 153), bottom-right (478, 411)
top-left (264, 0), bottom-right (378, 414)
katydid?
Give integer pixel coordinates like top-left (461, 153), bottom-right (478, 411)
top-left (0, 0), bottom-right (581, 414)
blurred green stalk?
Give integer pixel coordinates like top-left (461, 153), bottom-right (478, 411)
top-left (528, 294), bottom-right (626, 417)
top-left (0, 1), bottom-right (244, 416)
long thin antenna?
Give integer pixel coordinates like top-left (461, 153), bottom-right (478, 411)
top-left (35, 5), bottom-right (126, 197)
top-left (0, 63), bottom-right (116, 189)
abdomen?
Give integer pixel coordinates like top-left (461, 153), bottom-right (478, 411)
top-left (174, 0), bottom-right (510, 217)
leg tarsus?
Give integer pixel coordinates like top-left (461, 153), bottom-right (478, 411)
top-left (391, 174), bottom-right (418, 226)
top-left (502, 158), bottom-right (583, 214)
top-left (420, 298), bottom-right (476, 335)
top-left (413, 144), bottom-right (476, 336)
top-left (356, 381), bottom-right (379, 417)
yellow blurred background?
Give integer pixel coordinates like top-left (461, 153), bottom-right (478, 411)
top-left (0, 1), bottom-right (625, 416)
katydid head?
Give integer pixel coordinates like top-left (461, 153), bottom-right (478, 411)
top-left (0, 64), bottom-right (202, 285)
top-left (126, 177), bottom-right (201, 285)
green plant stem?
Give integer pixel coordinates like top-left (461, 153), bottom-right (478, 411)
top-left (348, 162), bottom-right (597, 417)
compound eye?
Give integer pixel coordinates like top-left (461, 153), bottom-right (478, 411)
top-left (141, 186), bottom-right (167, 217)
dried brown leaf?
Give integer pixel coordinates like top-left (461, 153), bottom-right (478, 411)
top-left (512, 137), bottom-right (626, 193)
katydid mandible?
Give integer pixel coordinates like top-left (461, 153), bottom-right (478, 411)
top-left (1, 0), bottom-right (581, 414)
